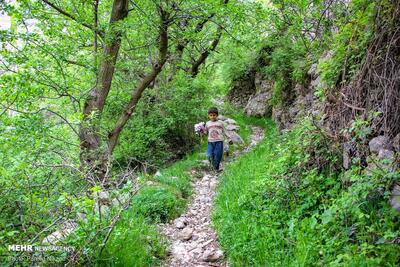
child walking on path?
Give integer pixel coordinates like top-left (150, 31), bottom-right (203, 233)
top-left (204, 107), bottom-right (231, 172)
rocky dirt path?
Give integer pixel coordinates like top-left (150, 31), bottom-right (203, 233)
top-left (159, 126), bottom-right (265, 267)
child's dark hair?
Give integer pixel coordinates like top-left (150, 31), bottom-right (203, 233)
top-left (208, 107), bottom-right (219, 115)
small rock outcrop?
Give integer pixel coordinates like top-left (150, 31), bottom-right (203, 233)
top-left (218, 116), bottom-right (244, 145)
top-left (227, 67), bottom-right (275, 118)
top-left (378, 149), bottom-right (394, 161)
top-left (245, 91), bottom-right (272, 117)
top-left (244, 75), bottom-right (274, 117)
top-left (369, 136), bottom-right (393, 154)
top-left (227, 69), bottom-right (257, 108)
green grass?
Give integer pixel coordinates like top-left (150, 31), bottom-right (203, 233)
top-left (131, 186), bottom-right (185, 222)
top-left (97, 214), bottom-right (167, 267)
top-left (151, 151), bottom-right (205, 199)
top-left (97, 151), bottom-right (206, 266)
top-left (97, 113), bottom-right (271, 266)
top-left (97, 124), bottom-right (232, 266)
top-left (213, 121), bottom-right (283, 266)
top-left (213, 119), bottom-right (400, 266)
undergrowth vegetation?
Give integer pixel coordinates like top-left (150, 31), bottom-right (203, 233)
top-left (95, 151), bottom-right (205, 266)
top-left (1, 0), bottom-right (398, 265)
top-left (112, 73), bottom-right (210, 169)
top-left (214, 119), bottom-right (400, 266)
top-left (98, 214), bottom-right (167, 267)
top-left (95, 111), bottom-right (253, 266)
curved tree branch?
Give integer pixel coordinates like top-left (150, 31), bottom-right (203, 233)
top-left (190, 25), bottom-right (223, 77)
top-left (107, 7), bottom-right (170, 155)
top-left (78, 0), bottom-right (129, 183)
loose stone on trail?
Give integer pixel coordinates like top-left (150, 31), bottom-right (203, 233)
top-left (180, 227), bottom-right (194, 241)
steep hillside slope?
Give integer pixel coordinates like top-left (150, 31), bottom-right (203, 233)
top-left (214, 120), bottom-right (399, 266)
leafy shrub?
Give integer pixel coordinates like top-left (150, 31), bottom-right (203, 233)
top-left (319, 1), bottom-right (375, 88)
top-left (111, 72), bottom-right (210, 169)
top-left (97, 215), bottom-right (167, 267)
top-left (214, 119), bottom-right (400, 266)
top-left (132, 186), bottom-right (185, 223)
top-left (254, 34), bottom-right (309, 107)
top-left (0, 112), bottom-right (81, 262)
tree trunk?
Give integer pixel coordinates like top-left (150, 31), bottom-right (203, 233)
top-left (107, 9), bottom-right (170, 156)
top-left (79, 0), bottom-right (129, 186)
top-left (80, 2), bottom-right (170, 186)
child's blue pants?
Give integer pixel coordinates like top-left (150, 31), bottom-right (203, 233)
top-left (207, 141), bottom-right (223, 170)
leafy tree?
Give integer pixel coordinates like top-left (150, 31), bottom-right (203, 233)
top-left (1, 0), bottom-right (232, 186)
